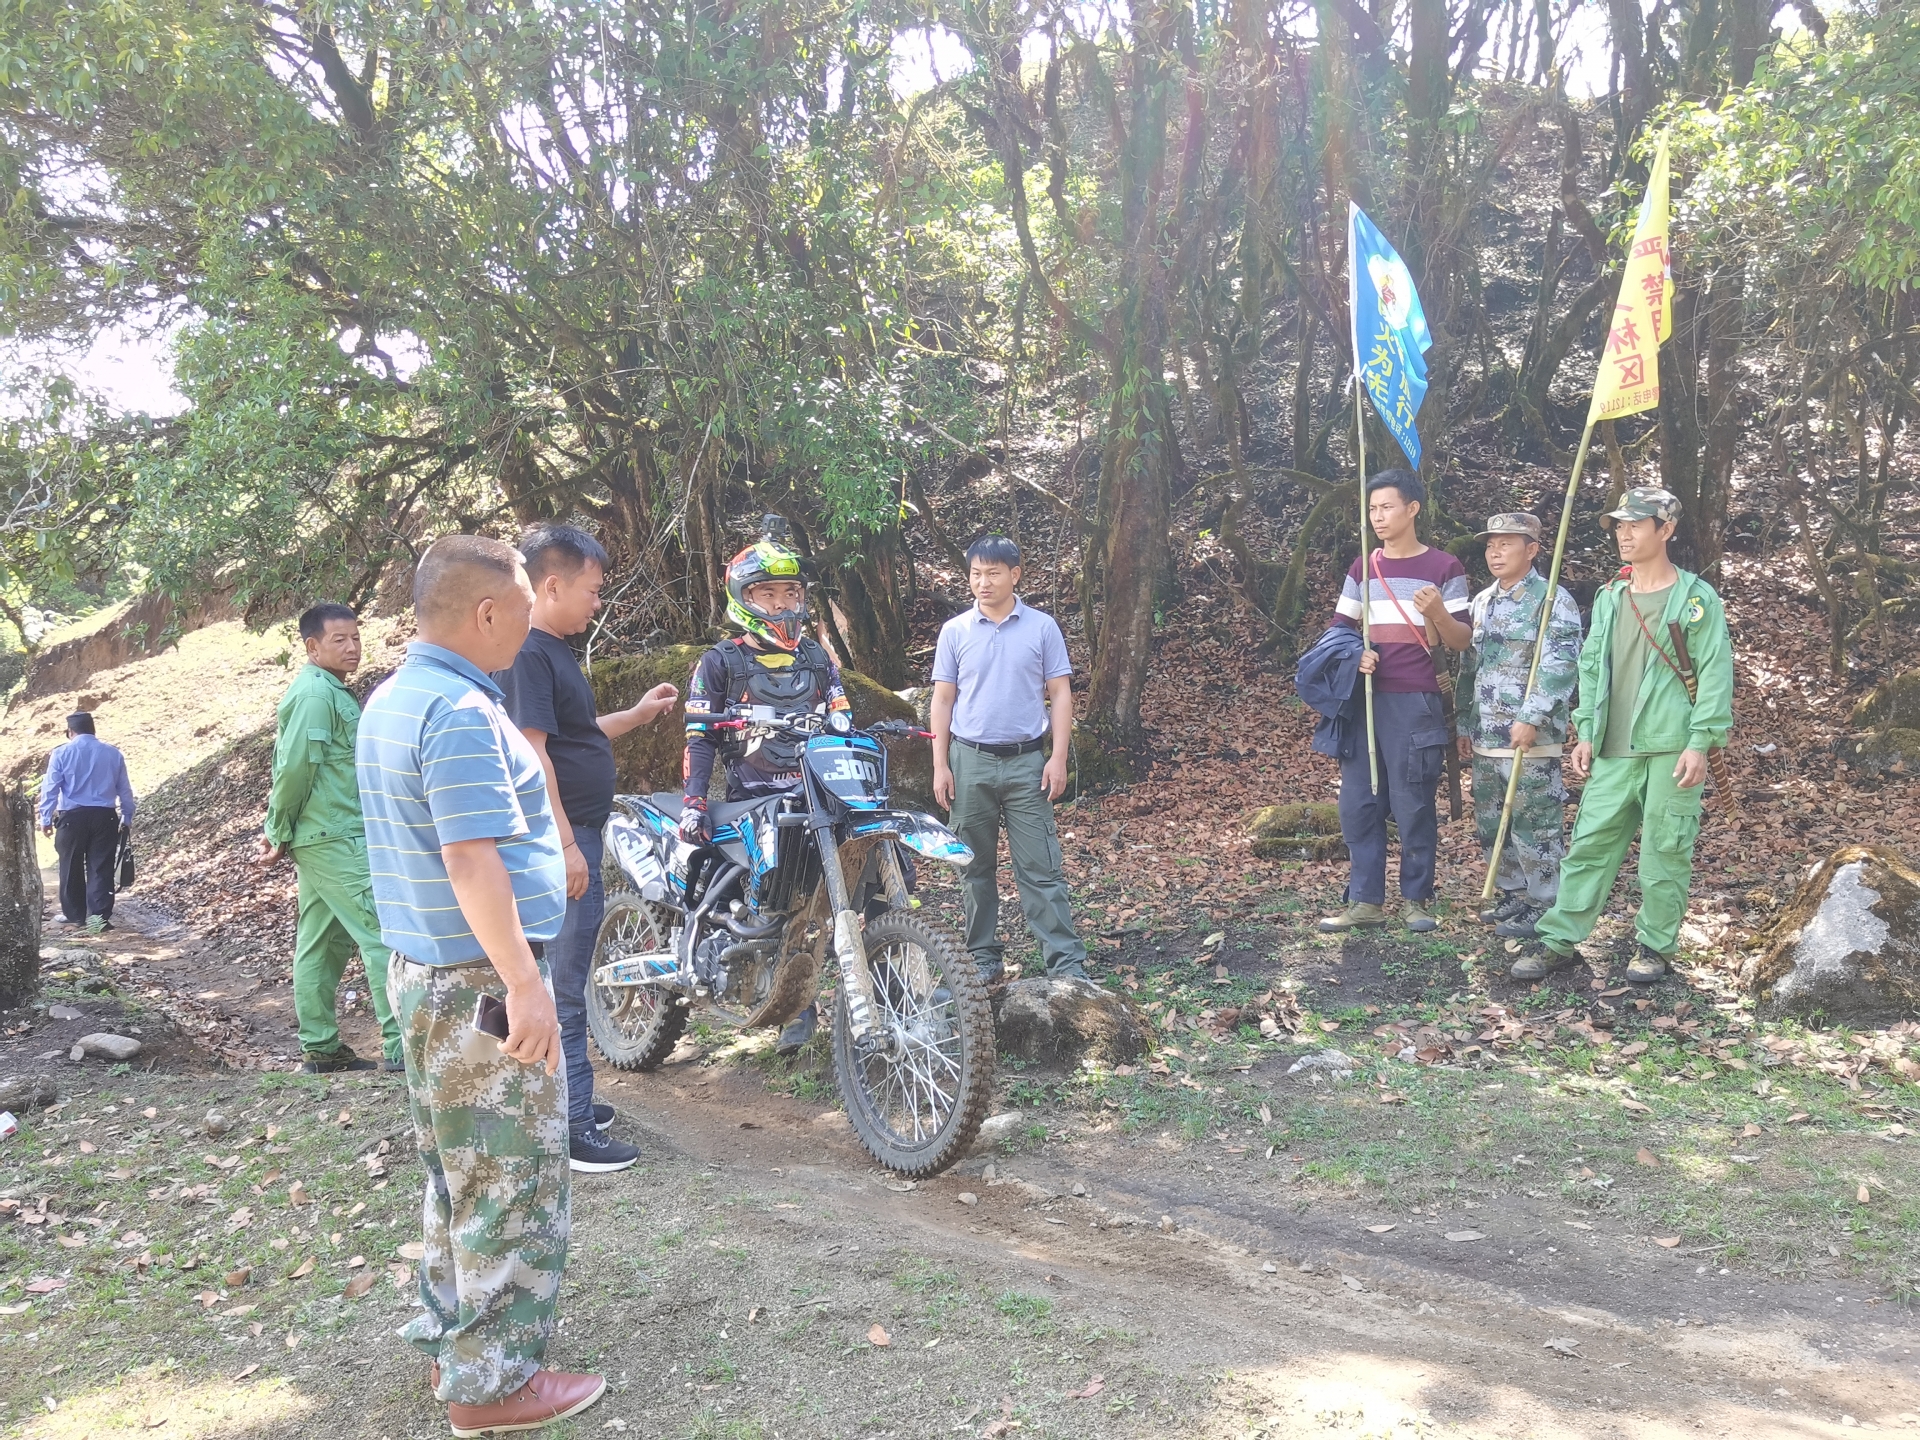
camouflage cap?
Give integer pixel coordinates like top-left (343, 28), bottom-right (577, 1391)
top-left (1603, 485), bottom-right (1681, 524)
top-left (1477, 512), bottom-right (1542, 542)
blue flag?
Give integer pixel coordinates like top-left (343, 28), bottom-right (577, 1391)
top-left (1347, 202), bottom-right (1432, 469)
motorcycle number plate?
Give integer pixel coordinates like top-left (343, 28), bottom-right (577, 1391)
top-left (806, 736), bottom-right (885, 809)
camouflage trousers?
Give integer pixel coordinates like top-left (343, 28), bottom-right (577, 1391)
top-left (388, 954), bottom-right (571, 1406)
top-left (1471, 752), bottom-right (1567, 905)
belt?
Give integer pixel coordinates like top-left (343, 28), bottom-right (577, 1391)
top-left (399, 941), bottom-right (545, 969)
top-left (953, 735), bottom-right (1046, 758)
top-left (1472, 743), bottom-right (1565, 759)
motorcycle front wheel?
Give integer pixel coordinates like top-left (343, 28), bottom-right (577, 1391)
top-left (831, 909), bottom-right (994, 1177)
top-left (586, 895), bottom-right (688, 1071)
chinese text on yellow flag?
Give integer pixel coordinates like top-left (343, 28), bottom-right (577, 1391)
top-left (1587, 132), bottom-right (1673, 424)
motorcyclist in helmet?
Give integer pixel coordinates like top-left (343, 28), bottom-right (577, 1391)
top-left (681, 518), bottom-right (852, 1053)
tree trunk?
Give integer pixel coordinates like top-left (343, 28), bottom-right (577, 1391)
top-left (833, 530), bottom-right (911, 687)
top-left (1658, 279), bottom-right (1707, 567)
top-left (0, 783), bottom-right (43, 1009)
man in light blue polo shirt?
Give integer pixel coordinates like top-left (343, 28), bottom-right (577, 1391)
top-left (931, 535), bottom-right (1088, 984)
top-left (356, 534), bottom-right (605, 1437)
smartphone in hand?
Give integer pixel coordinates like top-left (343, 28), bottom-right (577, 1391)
top-left (472, 994), bottom-right (510, 1042)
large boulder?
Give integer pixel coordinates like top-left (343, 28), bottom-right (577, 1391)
top-left (588, 647), bottom-right (931, 808)
top-left (1745, 845), bottom-right (1920, 1027)
top-left (991, 977), bottom-right (1151, 1068)
top-left (1247, 801), bottom-right (1345, 861)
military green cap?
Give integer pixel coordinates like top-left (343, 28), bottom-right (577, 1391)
top-left (1603, 486), bottom-right (1681, 524)
top-left (1477, 512), bottom-right (1542, 542)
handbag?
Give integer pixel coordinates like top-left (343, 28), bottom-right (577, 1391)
top-left (115, 825), bottom-right (135, 892)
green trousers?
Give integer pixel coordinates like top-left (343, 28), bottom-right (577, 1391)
top-left (390, 955), bottom-right (570, 1406)
top-left (947, 742), bottom-right (1086, 973)
top-left (1534, 752), bottom-right (1703, 958)
top-left (292, 835), bottom-right (400, 1062)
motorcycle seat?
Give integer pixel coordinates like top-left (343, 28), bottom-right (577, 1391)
top-left (646, 792), bottom-right (768, 828)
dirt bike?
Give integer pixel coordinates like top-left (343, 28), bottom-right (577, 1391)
top-left (585, 704), bottom-right (995, 1175)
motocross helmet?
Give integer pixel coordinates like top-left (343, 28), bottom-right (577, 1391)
top-left (724, 517), bottom-right (809, 651)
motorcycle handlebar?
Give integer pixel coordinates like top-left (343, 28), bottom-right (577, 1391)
top-left (687, 708), bottom-right (931, 741)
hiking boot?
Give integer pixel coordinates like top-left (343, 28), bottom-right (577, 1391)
top-left (975, 958), bottom-right (1007, 986)
top-left (380, 1056), bottom-right (406, 1075)
top-left (1402, 901), bottom-right (1438, 934)
top-left (1048, 960), bottom-right (1090, 982)
top-left (592, 1101), bottom-right (615, 1132)
top-left (1317, 902), bottom-right (1387, 933)
top-left (775, 1003), bottom-right (818, 1057)
top-left (1626, 945), bottom-right (1672, 985)
top-left (302, 1048), bottom-right (378, 1075)
top-left (1507, 941), bottom-right (1579, 982)
top-left (1478, 892), bottom-right (1530, 925)
top-left (446, 1369), bottom-right (606, 1437)
top-left (569, 1126), bottom-right (640, 1174)
top-left (1493, 905), bottom-right (1544, 939)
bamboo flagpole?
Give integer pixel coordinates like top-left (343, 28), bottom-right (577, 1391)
top-left (1354, 375), bottom-right (1379, 795)
top-left (1481, 132), bottom-right (1673, 900)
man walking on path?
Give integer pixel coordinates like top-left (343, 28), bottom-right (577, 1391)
top-left (39, 711), bottom-right (135, 933)
top-left (260, 602), bottom-right (401, 1074)
top-left (358, 534), bottom-right (602, 1436)
top-left (1320, 470), bottom-right (1471, 935)
top-left (930, 535), bottom-right (1087, 984)
top-left (497, 522), bottom-right (677, 1175)
top-left (1457, 515), bottom-right (1583, 938)
top-left (1511, 487), bottom-right (1733, 986)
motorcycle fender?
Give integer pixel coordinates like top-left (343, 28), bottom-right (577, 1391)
top-left (605, 814), bottom-right (672, 901)
top-left (855, 811), bottom-right (975, 868)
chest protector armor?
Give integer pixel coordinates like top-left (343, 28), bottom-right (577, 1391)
top-left (716, 637), bottom-right (835, 772)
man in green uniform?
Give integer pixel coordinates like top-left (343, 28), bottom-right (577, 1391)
top-left (1510, 487), bottom-right (1733, 986)
top-left (1457, 513), bottom-right (1583, 938)
top-left (260, 602), bottom-right (400, 1073)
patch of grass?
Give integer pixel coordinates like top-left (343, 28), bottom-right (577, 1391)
top-left (992, 1289), bottom-right (1055, 1336)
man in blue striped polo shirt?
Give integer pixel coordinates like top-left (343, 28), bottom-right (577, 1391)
top-left (357, 534), bottom-right (604, 1436)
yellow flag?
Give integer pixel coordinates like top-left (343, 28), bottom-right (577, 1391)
top-left (1587, 132), bottom-right (1673, 424)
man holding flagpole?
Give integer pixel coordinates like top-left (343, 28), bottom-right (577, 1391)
top-left (1319, 206), bottom-right (1472, 934)
top-left (1496, 132), bottom-right (1737, 986)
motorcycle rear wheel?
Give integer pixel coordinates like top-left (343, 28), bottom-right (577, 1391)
top-left (831, 909), bottom-right (994, 1177)
top-left (586, 895), bottom-right (688, 1071)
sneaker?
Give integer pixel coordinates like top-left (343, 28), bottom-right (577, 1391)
top-left (1477, 892), bottom-right (1530, 925)
top-left (775, 1004), bottom-right (818, 1056)
top-left (1492, 905), bottom-right (1544, 939)
top-left (86, 916), bottom-right (113, 934)
top-left (975, 958), bottom-right (1007, 986)
top-left (569, 1126), bottom-right (640, 1173)
top-left (1318, 902), bottom-right (1386, 933)
top-left (1626, 944), bottom-right (1672, 985)
top-left (592, 1101), bottom-right (615, 1132)
top-left (1507, 941), bottom-right (1579, 982)
top-left (1048, 961), bottom-right (1090, 982)
top-left (302, 1049), bottom-right (378, 1074)
top-left (380, 1056), bottom-right (406, 1075)
top-left (446, 1369), bottom-right (606, 1437)
top-left (1402, 901), bottom-right (1438, 934)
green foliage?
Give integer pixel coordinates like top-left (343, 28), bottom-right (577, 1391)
top-left (1675, 7), bottom-right (1920, 292)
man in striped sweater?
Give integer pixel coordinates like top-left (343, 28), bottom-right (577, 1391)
top-left (1320, 469), bottom-right (1472, 935)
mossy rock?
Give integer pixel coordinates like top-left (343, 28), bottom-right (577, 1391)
top-left (1063, 724), bottom-right (1132, 795)
top-left (1851, 671), bottom-right (1920, 731)
top-left (588, 647), bottom-right (929, 808)
top-left (1743, 843), bottom-right (1920, 1026)
top-left (1247, 801), bottom-right (1345, 861)
top-left (1845, 727), bottom-right (1920, 777)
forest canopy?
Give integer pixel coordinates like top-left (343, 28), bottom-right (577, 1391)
top-left (1, 0), bottom-right (1915, 727)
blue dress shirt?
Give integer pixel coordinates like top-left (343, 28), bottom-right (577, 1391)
top-left (38, 734), bottom-right (137, 826)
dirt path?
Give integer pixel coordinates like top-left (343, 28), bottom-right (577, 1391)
top-left (8, 896), bottom-right (1919, 1438)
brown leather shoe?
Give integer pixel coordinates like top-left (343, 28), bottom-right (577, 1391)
top-left (446, 1370), bottom-right (606, 1437)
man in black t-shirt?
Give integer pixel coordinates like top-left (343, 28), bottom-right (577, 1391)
top-left (496, 524), bottom-right (677, 1174)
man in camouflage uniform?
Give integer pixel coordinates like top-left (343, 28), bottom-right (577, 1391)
top-left (357, 535), bottom-right (604, 1435)
top-left (1456, 513), bottom-right (1583, 938)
